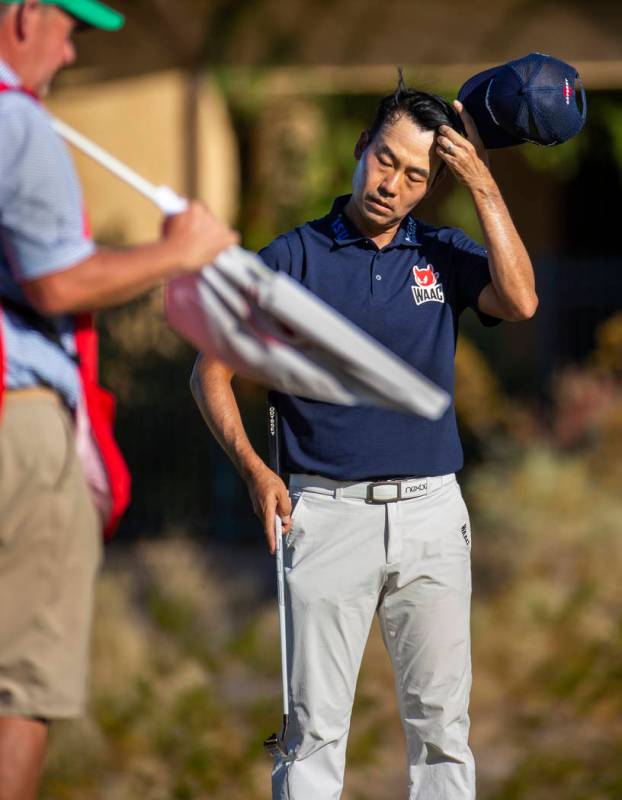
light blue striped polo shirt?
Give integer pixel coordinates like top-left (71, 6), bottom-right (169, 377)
top-left (0, 59), bottom-right (95, 408)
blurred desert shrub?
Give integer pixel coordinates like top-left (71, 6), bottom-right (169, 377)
top-left (465, 312), bottom-right (622, 798)
top-left (455, 335), bottom-right (539, 457)
top-left (593, 310), bottom-right (622, 376)
top-left (549, 367), bottom-right (618, 448)
top-left (239, 94), bottom-right (363, 252)
top-left (466, 444), bottom-right (622, 800)
top-left (585, 400), bottom-right (622, 490)
top-left (455, 336), bottom-right (507, 437)
top-left (582, 313), bottom-right (622, 489)
top-left (548, 313), bottom-right (622, 468)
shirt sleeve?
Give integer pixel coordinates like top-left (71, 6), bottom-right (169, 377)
top-left (0, 97), bottom-right (95, 283)
top-left (259, 234), bottom-right (294, 275)
top-left (450, 228), bottom-right (501, 327)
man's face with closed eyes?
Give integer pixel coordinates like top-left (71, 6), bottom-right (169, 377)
top-left (347, 114), bottom-right (442, 237)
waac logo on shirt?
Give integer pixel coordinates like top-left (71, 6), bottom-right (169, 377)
top-left (411, 265), bottom-right (445, 306)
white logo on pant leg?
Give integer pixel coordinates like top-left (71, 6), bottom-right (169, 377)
top-left (411, 264), bottom-right (445, 305)
top-left (460, 522), bottom-right (470, 548)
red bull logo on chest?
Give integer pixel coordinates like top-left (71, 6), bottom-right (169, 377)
top-left (412, 265), bottom-right (445, 306)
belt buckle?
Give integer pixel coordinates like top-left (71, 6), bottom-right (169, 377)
top-left (366, 480), bottom-right (401, 504)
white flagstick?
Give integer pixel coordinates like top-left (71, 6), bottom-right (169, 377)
top-left (51, 117), bottom-right (188, 216)
top-left (51, 116), bottom-right (267, 282)
top-left (52, 116), bottom-right (450, 420)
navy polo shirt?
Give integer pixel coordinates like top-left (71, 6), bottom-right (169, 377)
top-left (260, 195), bottom-right (500, 480)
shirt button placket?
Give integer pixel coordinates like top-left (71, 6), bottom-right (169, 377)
top-left (372, 251), bottom-right (385, 298)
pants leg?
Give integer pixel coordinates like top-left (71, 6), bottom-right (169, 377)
top-left (272, 491), bottom-right (385, 800)
top-left (377, 482), bottom-right (475, 800)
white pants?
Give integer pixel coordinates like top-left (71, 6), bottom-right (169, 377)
top-left (272, 474), bottom-right (475, 800)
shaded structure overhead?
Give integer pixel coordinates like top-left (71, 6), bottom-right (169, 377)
top-left (68, 0), bottom-right (622, 85)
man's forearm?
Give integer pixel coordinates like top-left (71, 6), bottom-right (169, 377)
top-left (22, 201), bottom-right (238, 316)
top-left (190, 355), bottom-right (292, 552)
top-left (470, 178), bottom-right (537, 321)
top-left (23, 240), bottom-right (187, 315)
top-left (190, 356), bottom-right (265, 482)
top-left (437, 105), bottom-right (537, 322)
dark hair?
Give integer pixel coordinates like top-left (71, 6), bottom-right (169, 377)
top-left (367, 70), bottom-right (465, 184)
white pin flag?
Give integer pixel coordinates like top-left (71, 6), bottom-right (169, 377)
top-left (53, 117), bottom-right (450, 419)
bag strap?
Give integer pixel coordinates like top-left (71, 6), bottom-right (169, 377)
top-left (0, 294), bottom-right (79, 363)
top-left (0, 81), bottom-right (38, 99)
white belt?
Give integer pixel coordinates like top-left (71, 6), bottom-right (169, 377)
top-left (289, 473), bottom-right (456, 504)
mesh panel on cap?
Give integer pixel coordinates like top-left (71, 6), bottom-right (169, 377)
top-left (526, 100), bottom-right (558, 144)
top-left (509, 55), bottom-right (542, 85)
top-left (488, 68), bottom-right (524, 128)
top-left (513, 103), bottom-right (548, 143)
top-left (531, 59), bottom-right (579, 143)
top-left (537, 57), bottom-right (569, 86)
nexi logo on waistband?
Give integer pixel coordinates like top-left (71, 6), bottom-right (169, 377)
top-left (404, 480), bottom-right (428, 497)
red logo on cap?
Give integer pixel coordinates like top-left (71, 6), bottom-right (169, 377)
top-left (563, 78), bottom-right (573, 106)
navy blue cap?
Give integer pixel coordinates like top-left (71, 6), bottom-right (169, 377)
top-left (458, 52), bottom-right (587, 149)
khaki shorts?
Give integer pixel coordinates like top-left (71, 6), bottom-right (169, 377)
top-left (0, 390), bottom-right (101, 719)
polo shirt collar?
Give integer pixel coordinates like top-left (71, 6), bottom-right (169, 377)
top-left (0, 59), bottom-right (20, 87)
top-left (393, 215), bottom-right (420, 247)
top-left (327, 195), bottom-right (420, 249)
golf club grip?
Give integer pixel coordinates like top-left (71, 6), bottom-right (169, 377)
top-left (267, 398), bottom-right (281, 476)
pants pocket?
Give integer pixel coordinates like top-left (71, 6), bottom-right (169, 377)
top-left (285, 492), bottom-right (306, 548)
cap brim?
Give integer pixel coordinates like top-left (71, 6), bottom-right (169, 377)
top-left (458, 65), bottom-right (523, 149)
top-left (55, 0), bottom-right (124, 30)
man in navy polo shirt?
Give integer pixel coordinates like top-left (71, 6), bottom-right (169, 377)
top-left (193, 78), bottom-right (537, 799)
